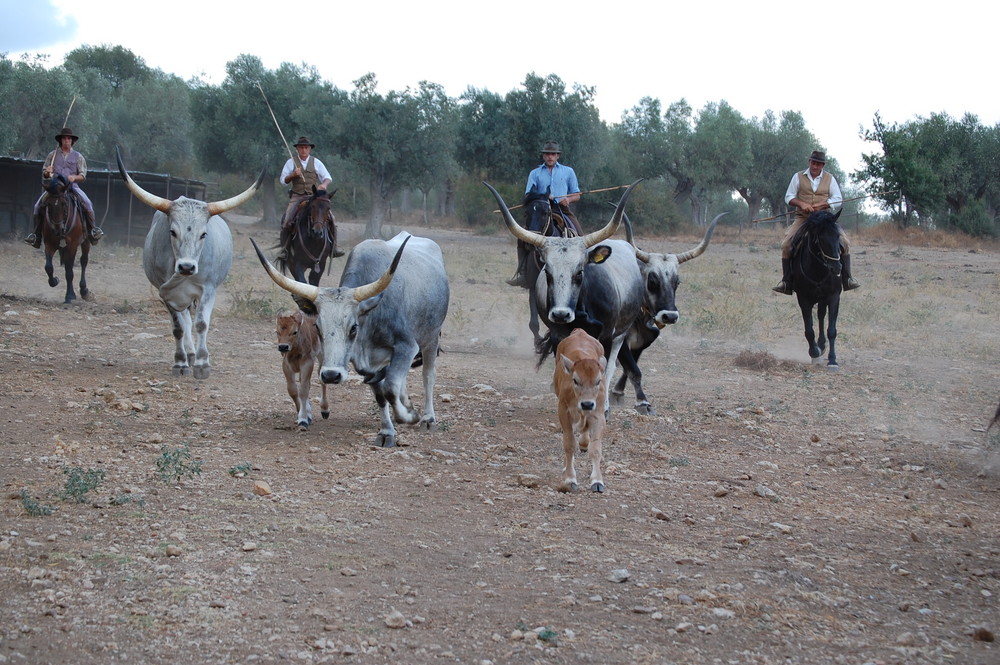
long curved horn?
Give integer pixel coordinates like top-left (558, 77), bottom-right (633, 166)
top-left (352, 235), bottom-right (409, 302)
top-left (207, 166), bottom-right (266, 216)
top-left (623, 209), bottom-right (652, 263)
top-left (250, 237), bottom-right (319, 302)
top-left (676, 212), bottom-right (727, 264)
top-left (580, 179), bottom-right (643, 248)
top-left (484, 182), bottom-right (544, 248)
top-left (116, 145), bottom-right (264, 216)
top-left (116, 146), bottom-right (171, 213)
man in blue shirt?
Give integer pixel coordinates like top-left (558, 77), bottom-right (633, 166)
top-left (507, 141), bottom-right (583, 287)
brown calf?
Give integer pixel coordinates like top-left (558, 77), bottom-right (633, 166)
top-left (276, 309), bottom-right (329, 428)
top-left (553, 328), bottom-right (609, 493)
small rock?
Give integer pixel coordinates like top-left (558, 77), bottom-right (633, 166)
top-left (770, 522), bottom-right (793, 534)
top-left (675, 622), bottom-right (694, 632)
top-left (754, 484), bottom-right (776, 499)
top-left (517, 474), bottom-right (542, 488)
top-left (165, 545), bottom-right (182, 557)
top-left (253, 481), bottom-right (272, 496)
top-left (713, 486), bottom-right (729, 497)
top-left (972, 626), bottom-right (995, 642)
top-left (608, 569), bottom-right (630, 583)
top-left (384, 609), bottom-right (407, 628)
top-left (241, 542), bottom-right (257, 552)
top-left (651, 508), bottom-right (670, 521)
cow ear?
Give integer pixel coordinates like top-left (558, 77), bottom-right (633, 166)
top-left (358, 293), bottom-right (384, 317)
top-left (560, 354), bottom-right (574, 374)
top-left (292, 294), bottom-right (317, 315)
top-left (589, 245), bottom-right (612, 265)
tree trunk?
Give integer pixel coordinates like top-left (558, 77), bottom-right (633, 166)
top-left (262, 176), bottom-right (278, 225)
top-left (365, 175), bottom-right (388, 239)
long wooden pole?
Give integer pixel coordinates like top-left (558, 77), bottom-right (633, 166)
top-left (751, 190), bottom-right (900, 224)
top-left (255, 82), bottom-right (295, 162)
top-left (63, 95), bottom-right (77, 127)
top-left (495, 184), bottom-right (632, 213)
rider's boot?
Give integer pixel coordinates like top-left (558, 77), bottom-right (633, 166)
top-left (84, 207), bottom-right (103, 244)
top-left (506, 243), bottom-right (530, 287)
top-left (771, 258), bottom-right (793, 295)
top-left (24, 213), bottom-right (42, 248)
top-left (329, 217), bottom-right (345, 258)
top-left (276, 225), bottom-right (292, 262)
top-left (841, 253), bottom-right (861, 291)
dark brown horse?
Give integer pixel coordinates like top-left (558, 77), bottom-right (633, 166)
top-left (277, 186), bottom-right (342, 286)
top-left (39, 174), bottom-right (91, 304)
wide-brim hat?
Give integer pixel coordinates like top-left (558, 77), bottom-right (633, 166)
top-left (293, 136), bottom-right (315, 148)
top-left (541, 140), bottom-right (561, 154)
top-left (808, 150), bottom-right (827, 164)
top-left (55, 127), bottom-right (79, 144)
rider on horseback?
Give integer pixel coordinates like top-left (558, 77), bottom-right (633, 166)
top-left (277, 136), bottom-right (343, 262)
top-left (773, 150), bottom-right (859, 295)
top-left (507, 140), bottom-right (583, 287)
top-left (24, 127), bottom-right (104, 248)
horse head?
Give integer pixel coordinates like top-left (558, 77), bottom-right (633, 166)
top-left (301, 185), bottom-right (332, 240)
top-left (805, 209), bottom-right (844, 270)
top-left (522, 191), bottom-right (573, 238)
top-left (41, 174), bottom-right (73, 236)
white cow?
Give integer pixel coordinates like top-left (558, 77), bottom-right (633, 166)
top-left (117, 147), bottom-right (263, 379)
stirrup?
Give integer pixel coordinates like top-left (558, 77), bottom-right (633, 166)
top-left (506, 272), bottom-right (528, 288)
top-left (771, 280), bottom-right (792, 295)
top-left (844, 277), bottom-right (861, 291)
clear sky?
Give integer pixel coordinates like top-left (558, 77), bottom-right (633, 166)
top-left (2, 0), bottom-right (994, 181)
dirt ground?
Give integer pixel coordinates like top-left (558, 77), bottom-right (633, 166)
top-left (1, 215), bottom-right (998, 665)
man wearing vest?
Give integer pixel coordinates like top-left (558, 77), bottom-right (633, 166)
top-left (772, 150), bottom-right (860, 294)
top-left (277, 136), bottom-right (343, 260)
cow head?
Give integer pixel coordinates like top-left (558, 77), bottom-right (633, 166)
top-left (625, 211), bottom-right (726, 329)
top-left (117, 146), bottom-right (263, 276)
top-left (486, 180), bottom-right (641, 324)
top-left (252, 235), bottom-right (409, 386)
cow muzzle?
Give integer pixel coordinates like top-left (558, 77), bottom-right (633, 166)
top-left (320, 367), bottom-right (347, 384)
top-left (175, 260), bottom-right (198, 276)
top-left (654, 310), bottom-right (680, 328)
top-left (549, 307), bottom-right (575, 324)
top-left (278, 344), bottom-right (290, 354)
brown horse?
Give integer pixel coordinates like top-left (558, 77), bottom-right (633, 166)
top-left (39, 174), bottom-right (91, 303)
top-left (277, 186), bottom-right (342, 286)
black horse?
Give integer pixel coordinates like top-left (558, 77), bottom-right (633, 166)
top-left (790, 209), bottom-right (845, 368)
top-left (277, 186), bottom-right (343, 286)
top-left (39, 174), bottom-right (92, 304)
top-left (514, 192), bottom-right (582, 352)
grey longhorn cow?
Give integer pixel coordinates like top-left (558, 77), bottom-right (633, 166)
top-left (252, 232), bottom-right (449, 447)
top-left (612, 211), bottom-right (726, 414)
top-left (485, 180), bottom-right (645, 417)
top-left (117, 147), bottom-right (264, 379)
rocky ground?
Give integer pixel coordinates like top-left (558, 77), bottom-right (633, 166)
top-left (1, 217), bottom-right (998, 665)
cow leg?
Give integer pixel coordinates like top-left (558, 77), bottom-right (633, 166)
top-left (191, 288), bottom-right (218, 379)
top-left (416, 337), bottom-right (441, 432)
top-left (557, 410), bottom-right (579, 493)
top-left (385, 342), bottom-right (422, 426)
top-left (168, 307), bottom-right (195, 376)
top-left (282, 359), bottom-right (305, 426)
top-left (583, 413), bottom-right (606, 493)
top-left (298, 357), bottom-right (314, 425)
top-left (602, 336), bottom-right (627, 419)
top-left (369, 382), bottom-right (398, 447)
top-left (616, 344), bottom-right (653, 415)
top-left (318, 377), bottom-right (330, 420)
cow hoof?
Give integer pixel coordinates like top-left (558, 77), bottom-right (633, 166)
top-left (591, 482), bottom-right (605, 493)
top-left (321, 411), bottom-right (330, 420)
top-left (558, 481), bottom-right (578, 493)
top-left (192, 366), bottom-right (211, 380)
top-left (418, 417), bottom-right (437, 432)
top-left (297, 422), bottom-right (310, 430)
top-left (375, 433), bottom-right (397, 448)
top-left (173, 366), bottom-right (190, 377)
top-left (610, 391), bottom-right (625, 406)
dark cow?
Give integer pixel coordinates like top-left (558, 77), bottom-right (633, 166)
top-left (611, 211), bottom-right (726, 414)
top-left (486, 181), bottom-right (645, 416)
top-left (253, 232), bottom-right (449, 447)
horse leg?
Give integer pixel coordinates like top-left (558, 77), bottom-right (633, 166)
top-left (826, 297), bottom-right (840, 369)
top-left (44, 250), bottom-right (59, 288)
top-left (61, 247), bottom-right (77, 304)
top-left (799, 297), bottom-right (822, 361)
top-left (816, 301), bottom-right (828, 356)
top-left (528, 294), bottom-right (544, 353)
top-left (79, 242), bottom-right (92, 301)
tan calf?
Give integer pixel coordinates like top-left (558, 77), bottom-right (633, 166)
top-left (553, 328), bottom-right (609, 493)
top-left (276, 309), bottom-right (329, 428)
